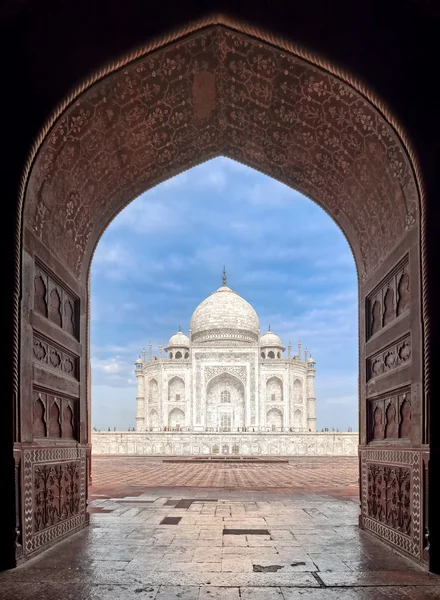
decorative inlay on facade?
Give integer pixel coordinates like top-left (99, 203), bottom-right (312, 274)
top-left (367, 257), bottom-right (410, 339)
top-left (367, 335), bottom-right (411, 381)
top-left (32, 333), bottom-right (78, 379)
top-left (204, 365), bottom-right (247, 384)
top-left (92, 431), bottom-right (358, 457)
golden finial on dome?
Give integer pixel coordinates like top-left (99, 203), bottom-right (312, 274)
top-left (222, 266), bottom-right (227, 286)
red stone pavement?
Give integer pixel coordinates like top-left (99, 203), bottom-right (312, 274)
top-left (90, 456), bottom-right (359, 498)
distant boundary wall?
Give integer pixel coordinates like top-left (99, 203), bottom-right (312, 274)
top-left (91, 431), bottom-right (358, 456)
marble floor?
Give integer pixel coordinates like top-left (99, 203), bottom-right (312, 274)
top-left (1, 458), bottom-right (440, 599)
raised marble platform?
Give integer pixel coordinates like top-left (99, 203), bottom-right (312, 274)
top-left (91, 431), bottom-right (358, 456)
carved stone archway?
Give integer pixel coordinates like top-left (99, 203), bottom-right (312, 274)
top-left (15, 17), bottom-right (426, 567)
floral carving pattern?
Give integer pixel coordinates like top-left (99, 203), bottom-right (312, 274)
top-left (25, 27), bottom-right (418, 282)
top-left (33, 461), bottom-right (81, 532)
top-left (204, 365), bottom-right (247, 384)
top-left (367, 336), bottom-right (411, 381)
top-left (367, 464), bottom-right (411, 536)
top-left (32, 334), bottom-right (78, 379)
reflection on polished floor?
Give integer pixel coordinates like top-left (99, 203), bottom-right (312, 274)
top-left (2, 458), bottom-right (440, 599)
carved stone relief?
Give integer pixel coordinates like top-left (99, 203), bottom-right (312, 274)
top-left (24, 447), bottom-right (87, 555)
top-left (361, 448), bottom-right (420, 558)
top-left (367, 463), bottom-right (411, 536)
top-left (34, 274), bottom-right (47, 317)
top-left (49, 289), bottom-right (62, 327)
top-left (34, 462), bottom-right (81, 532)
top-left (32, 333), bottom-right (78, 379)
top-left (367, 336), bottom-right (411, 381)
top-left (25, 27), bottom-right (418, 282)
top-left (34, 263), bottom-right (79, 338)
top-left (397, 272), bottom-right (410, 316)
top-left (33, 391), bottom-right (78, 441)
top-left (367, 258), bottom-right (410, 338)
top-left (368, 388), bottom-right (412, 443)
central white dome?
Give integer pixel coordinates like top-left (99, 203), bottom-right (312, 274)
top-left (190, 284), bottom-right (260, 344)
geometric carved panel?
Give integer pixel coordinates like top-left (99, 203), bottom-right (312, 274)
top-left (23, 447), bottom-right (87, 555)
top-left (34, 260), bottom-right (79, 339)
top-left (367, 335), bottom-right (411, 381)
top-left (33, 333), bottom-right (78, 379)
top-left (33, 390), bottom-right (78, 441)
top-left (361, 448), bottom-right (420, 558)
top-left (367, 256), bottom-right (410, 339)
top-left (368, 387), bottom-right (412, 442)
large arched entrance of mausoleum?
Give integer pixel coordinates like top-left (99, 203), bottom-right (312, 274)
top-left (12, 16), bottom-right (428, 570)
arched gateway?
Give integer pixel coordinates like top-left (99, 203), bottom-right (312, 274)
top-left (15, 17), bottom-right (426, 568)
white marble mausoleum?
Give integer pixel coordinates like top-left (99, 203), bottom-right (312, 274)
top-left (135, 270), bottom-right (317, 434)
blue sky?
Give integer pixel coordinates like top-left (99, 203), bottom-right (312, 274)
top-left (91, 157), bottom-right (358, 431)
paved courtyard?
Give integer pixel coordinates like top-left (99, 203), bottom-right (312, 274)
top-left (90, 456), bottom-right (360, 496)
top-left (2, 457), bottom-right (440, 599)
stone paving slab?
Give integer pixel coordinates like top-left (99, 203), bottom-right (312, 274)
top-left (2, 458), bottom-right (440, 598)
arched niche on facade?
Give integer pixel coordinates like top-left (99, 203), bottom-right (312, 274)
top-left (168, 376), bottom-right (185, 403)
top-left (206, 372), bottom-right (245, 429)
top-left (266, 376), bottom-right (283, 403)
top-left (168, 408), bottom-right (185, 429)
top-left (267, 408), bottom-right (283, 431)
top-left (148, 379), bottom-right (159, 404)
top-left (149, 409), bottom-right (159, 429)
top-left (293, 379), bottom-right (303, 401)
top-left (294, 408), bottom-right (303, 428)
top-left (15, 17), bottom-right (426, 568)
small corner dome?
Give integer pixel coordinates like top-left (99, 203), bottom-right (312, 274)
top-left (307, 356), bottom-right (315, 364)
top-left (135, 357), bottom-right (143, 364)
top-left (260, 330), bottom-right (283, 348)
top-left (166, 330), bottom-right (190, 349)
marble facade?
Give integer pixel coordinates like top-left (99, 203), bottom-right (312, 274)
top-left (91, 431), bottom-right (359, 456)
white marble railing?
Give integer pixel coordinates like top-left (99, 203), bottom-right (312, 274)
top-left (91, 431), bottom-right (358, 457)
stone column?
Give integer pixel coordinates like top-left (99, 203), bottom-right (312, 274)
top-left (306, 357), bottom-right (316, 432)
top-left (135, 359), bottom-right (145, 431)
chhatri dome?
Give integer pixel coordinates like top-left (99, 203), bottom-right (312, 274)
top-left (260, 327), bottom-right (284, 349)
top-left (190, 268), bottom-right (260, 344)
top-left (166, 326), bottom-right (190, 349)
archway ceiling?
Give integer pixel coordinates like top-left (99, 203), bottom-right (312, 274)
top-left (25, 25), bottom-right (418, 282)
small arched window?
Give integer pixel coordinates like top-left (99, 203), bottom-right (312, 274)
top-left (184, 352), bottom-right (189, 359)
top-left (169, 352), bottom-right (173, 359)
top-left (277, 351), bottom-right (281, 358)
top-left (221, 390), bottom-right (231, 403)
top-left (268, 351), bottom-right (275, 359)
top-left (175, 351), bottom-right (182, 359)
top-left (261, 352), bottom-right (265, 359)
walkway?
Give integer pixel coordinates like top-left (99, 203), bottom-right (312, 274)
top-left (1, 457), bottom-right (439, 599)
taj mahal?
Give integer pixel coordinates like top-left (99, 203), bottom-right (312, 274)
top-left (134, 270), bottom-right (317, 434)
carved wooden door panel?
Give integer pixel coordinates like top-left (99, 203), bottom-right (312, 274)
top-left (359, 227), bottom-right (427, 563)
top-left (17, 228), bottom-right (89, 561)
